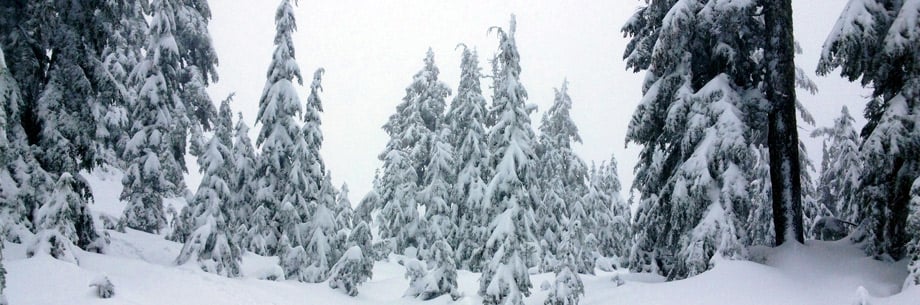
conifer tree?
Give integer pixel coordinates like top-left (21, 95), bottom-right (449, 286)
top-left (335, 183), bottom-right (355, 235)
top-left (377, 50), bottom-right (450, 254)
top-left (420, 128), bottom-right (456, 254)
top-left (329, 221), bottom-right (374, 296)
top-left (811, 106), bottom-right (862, 223)
top-left (29, 173), bottom-right (105, 264)
top-left (535, 80), bottom-right (589, 268)
top-left (906, 179), bottom-right (920, 287)
top-left (591, 156), bottom-right (632, 260)
top-left (622, 0), bottom-right (766, 279)
top-left (230, 113), bottom-right (258, 248)
top-left (819, 0), bottom-right (920, 259)
top-left (447, 46), bottom-right (490, 271)
top-left (120, 0), bottom-right (202, 233)
top-left (544, 221), bottom-right (584, 305)
top-left (251, 0), bottom-right (312, 258)
top-left (479, 16), bottom-right (537, 305)
top-left (175, 96), bottom-right (241, 277)
top-left (421, 239), bottom-right (461, 300)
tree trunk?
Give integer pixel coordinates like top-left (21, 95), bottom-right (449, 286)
top-left (764, 0), bottom-right (804, 245)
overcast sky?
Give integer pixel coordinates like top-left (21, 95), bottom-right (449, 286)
top-left (201, 0), bottom-right (870, 203)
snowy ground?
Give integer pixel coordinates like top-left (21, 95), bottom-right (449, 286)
top-left (4, 170), bottom-right (919, 305)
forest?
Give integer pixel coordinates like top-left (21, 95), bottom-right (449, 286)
top-left (0, 0), bottom-right (918, 305)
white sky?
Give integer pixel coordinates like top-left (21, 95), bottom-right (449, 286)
top-left (201, 0), bottom-right (870, 203)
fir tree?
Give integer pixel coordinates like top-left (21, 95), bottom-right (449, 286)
top-left (230, 113), bottom-right (258, 248)
top-left (175, 96), bottom-right (242, 277)
top-left (420, 239), bottom-right (461, 300)
top-left (479, 15), bottom-right (537, 305)
top-left (812, 106), bottom-right (862, 224)
top-left (447, 46), bottom-right (490, 271)
top-left (818, 0), bottom-right (920, 259)
top-left (420, 128), bottom-right (456, 254)
top-left (335, 183), bottom-right (355, 235)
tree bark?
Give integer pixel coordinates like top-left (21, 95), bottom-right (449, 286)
top-left (764, 0), bottom-right (805, 245)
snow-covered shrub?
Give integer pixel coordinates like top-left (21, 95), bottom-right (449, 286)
top-left (90, 276), bottom-right (115, 299)
top-left (328, 246), bottom-right (372, 296)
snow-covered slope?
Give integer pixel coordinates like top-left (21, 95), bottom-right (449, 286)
top-left (4, 170), bottom-right (918, 305)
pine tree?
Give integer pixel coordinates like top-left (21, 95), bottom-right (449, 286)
top-left (622, 1), bottom-right (759, 279)
top-left (535, 80), bottom-right (589, 270)
top-left (818, 0), bottom-right (920, 259)
top-left (812, 106), bottom-right (862, 224)
top-left (175, 96), bottom-right (242, 277)
top-left (29, 173), bottom-right (105, 263)
top-left (447, 46), bottom-right (490, 271)
top-left (479, 15), bottom-right (537, 305)
top-left (329, 221), bottom-right (374, 296)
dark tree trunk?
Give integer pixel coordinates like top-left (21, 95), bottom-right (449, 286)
top-left (764, 0), bottom-right (804, 245)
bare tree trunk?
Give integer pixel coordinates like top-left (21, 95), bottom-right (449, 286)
top-left (764, 0), bottom-right (804, 245)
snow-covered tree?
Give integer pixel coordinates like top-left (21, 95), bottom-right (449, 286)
top-left (447, 46), bottom-right (491, 271)
top-left (812, 106), bottom-right (862, 223)
top-left (535, 80), bottom-right (589, 267)
top-left (622, 1), bottom-right (771, 279)
top-left (335, 183), bottom-right (355, 235)
top-left (420, 239), bottom-right (461, 300)
top-left (818, 0), bottom-right (920, 259)
top-left (120, 0), bottom-right (198, 233)
top-left (376, 49), bottom-right (450, 254)
top-left (329, 221), bottom-right (374, 296)
top-left (906, 179), bottom-right (920, 287)
top-left (585, 156), bottom-right (631, 261)
top-left (29, 173), bottom-right (105, 263)
top-left (251, 0), bottom-right (324, 262)
top-left (544, 221), bottom-right (584, 305)
top-left (420, 128), bottom-right (456, 253)
top-left (230, 113), bottom-right (258, 248)
top-left (479, 15), bottom-right (538, 305)
top-left (175, 96), bottom-right (242, 277)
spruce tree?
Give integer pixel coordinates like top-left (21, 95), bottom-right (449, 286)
top-left (811, 106), bottom-right (862, 224)
top-left (1, 45), bottom-right (41, 239)
top-left (447, 46), bottom-right (490, 271)
top-left (819, 0), bottom-right (920, 259)
top-left (420, 128), bottom-right (456, 255)
top-left (175, 96), bottom-right (242, 277)
top-left (592, 156), bottom-right (632, 260)
top-left (479, 15), bottom-right (537, 305)
top-left (420, 239), bottom-right (461, 300)
top-left (335, 183), bottom-right (355, 236)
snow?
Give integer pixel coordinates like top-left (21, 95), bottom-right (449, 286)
top-left (4, 169), bottom-right (919, 304)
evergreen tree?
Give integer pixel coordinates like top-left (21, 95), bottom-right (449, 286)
top-left (747, 146), bottom-right (775, 246)
top-left (251, 0), bottom-right (316, 260)
top-left (29, 173), bottom-right (105, 264)
top-left (335, 183), bottom-right (355, 235)
top-left (535, 80), bottom-right (589, 269)
top-left (376, 49), bottom-right (450, 254)
top-left (120, 0), bottom-right (197, 233)
top-left (447, 46), bottom-right (490, 271)
top-left (420, 128), bottom-right (456, 254)
top-left (906, 179), bottom-right (920, 287)
top-left (622, 1), bottom-right (759, 279)
top-left (329, 221), bottom-right (374, 296)
top-left (175, 96), bottom-right (242, 277)
top-left (818, 0), bottom-right (920, 259)
top-left (230, 113), bottom-right (258, 248)
top-left (479, 16), bottom-right (537, 305)
top-left (812, 106), bottom-right (862, 224)
top-left (420, 239), bottom-right (461, 300)
top-left (544, 221), bottom-right (584, 305)
top-left (1, 45), bottom-right (41, 239)
top-left (592, 156), bottom-right (632, 260)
